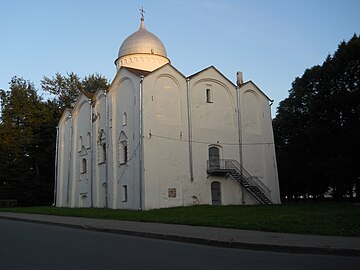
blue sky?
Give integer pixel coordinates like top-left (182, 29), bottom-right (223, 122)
top-left (1, 0), bottom-right (359, 116)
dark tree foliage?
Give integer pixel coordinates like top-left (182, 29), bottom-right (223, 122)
top-left (273, 34), bottom-right (360, 201)
top-left (41, 72), bottom-right (109, 109)
top-left (0, 77), bottom-right (61, 205)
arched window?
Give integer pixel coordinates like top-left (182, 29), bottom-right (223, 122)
top-left (122, 112), bottom-right (127, 126)
top-left (81, 158), bottom-right (87, 174)
top-left (118, 132), bottom-right (128, 165)
top-left (98, 130), bottom-right (106, 163)
top-left (208, 146), bottom-right (220, 169)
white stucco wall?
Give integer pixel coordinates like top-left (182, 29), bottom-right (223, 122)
top-left (189, 67), bottom-right (252, 205)
top-left (92, 90), bottom-right (107, 208)
top-left (142, 65), bottom-right (191, 209)
top-left (239, 82), bottom-right (281, 204)
top-left (69, 95), bottom-right (92, 207)
top-left (107, 68), bottom-right (142, 209)
top-left (56, 109), bottom-right (72, 207)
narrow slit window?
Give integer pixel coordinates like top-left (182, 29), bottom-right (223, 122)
top-left (118, 132), bottom-right (128, 165)
top-left (98, 130), bottom-right (107, 164)
top-left (123, 144), bottom-right (128, 163)
top-left (102, 143), bottom-right (106, 162)
top-left (122, 185), bottom-right (128, 202)
top-left (206, 88), bottom-right (213, 103)
top-left (79, 136), bottom-right (83, 152)
top-left (123, 112), bottom-right (127, 126)
top-left (87, 133), bottom-right (91, 149)
top-left (81, 158), bottom-right (87, 173)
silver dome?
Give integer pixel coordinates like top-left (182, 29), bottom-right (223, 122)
top-left (118, 20), bottom-right (167, 58)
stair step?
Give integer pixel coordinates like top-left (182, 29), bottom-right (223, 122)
top-left (227, 163), bottom-right (272, 204)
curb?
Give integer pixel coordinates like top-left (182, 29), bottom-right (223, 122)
top-left (1, 215), bottom-right (359, 257)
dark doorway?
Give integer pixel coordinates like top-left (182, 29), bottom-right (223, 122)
top-left (211, 181), bottom-right (221, 205)
top-left (209, 147), bottom-right (220, 169)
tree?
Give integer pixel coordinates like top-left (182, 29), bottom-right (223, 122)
top-left (41, 72), bottom-right (109, 109)
top-left (274, 34), bottom-right (360, 201)
top-left (0, 77), bottom-right (60, 205)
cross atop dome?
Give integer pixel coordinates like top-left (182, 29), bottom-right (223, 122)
top-left (140, 6), bottom-right (145, 21)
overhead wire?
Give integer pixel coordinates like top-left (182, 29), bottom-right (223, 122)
top-left (146, 133), bottom-right (275, 146)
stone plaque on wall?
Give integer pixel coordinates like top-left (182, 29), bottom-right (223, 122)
top-left (168, 188), bottom-right (176, 198)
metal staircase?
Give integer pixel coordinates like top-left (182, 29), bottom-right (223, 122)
top-left (207, 159), bottom-right (272, 204)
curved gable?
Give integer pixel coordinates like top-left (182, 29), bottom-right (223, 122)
top-left (189, 66), bottom-right (237, 129)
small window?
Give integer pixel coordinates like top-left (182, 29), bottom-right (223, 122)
top-left (119, 141), bottom-right (128, 164)
top-left (206, 88), bottom-right (213, 103)
top-left (102, 143), bottom-right (106, 162)
top-left (122, 185), bottom-right (128, 202)
top-left (123, 144), bottom-right (128, 163)
top-left (79, 136), bottom-right (83, 152)
top-left (119, 132), bottom-right (128, 165)
top-left (98, 130), bottom-right (106, 164)
top-left (87, 133), bottom-right (91, 149)
top-left (122, 112), bottom-right (127, 126)
top-left (81, 158), bottom-right (87, 174)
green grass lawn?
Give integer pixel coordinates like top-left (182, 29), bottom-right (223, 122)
top-left (0, 203), bottom-right (359, 236)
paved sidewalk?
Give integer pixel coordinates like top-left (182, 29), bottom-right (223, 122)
top-left (0, 212), bottom-right (359, 256)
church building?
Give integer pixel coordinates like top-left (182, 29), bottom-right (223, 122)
top-left (54, 14), bottom-right (281, 209)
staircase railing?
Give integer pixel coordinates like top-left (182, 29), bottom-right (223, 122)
top-left (225, 160), bottom-right (271, 197)
top-left (207, 159), bottom-right (272, 204)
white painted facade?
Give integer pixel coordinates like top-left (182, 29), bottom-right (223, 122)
top-left (55, 18), bottom-right (281, 209)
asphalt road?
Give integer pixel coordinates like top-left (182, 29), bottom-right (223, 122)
top-left (0, 219), bottom-right (359, 270)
